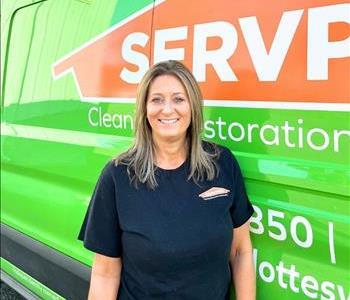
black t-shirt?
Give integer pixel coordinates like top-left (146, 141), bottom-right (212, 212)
top-left (78, 142), bottom-right (254, 300)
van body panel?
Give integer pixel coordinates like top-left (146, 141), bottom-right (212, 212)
top-left (1, 0), bottom-right (349, 299)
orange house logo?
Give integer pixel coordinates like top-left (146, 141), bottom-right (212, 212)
top-left (52, 0), bottom-right (350, 110)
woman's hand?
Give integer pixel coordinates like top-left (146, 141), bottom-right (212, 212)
top-left (230, 220), bottom-right (256, 300)
top-left (88, 253), bottom-right (122, 300)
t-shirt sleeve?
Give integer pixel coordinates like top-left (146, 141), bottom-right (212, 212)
top-left (227, 150), bottom-right (255, 228)
top-left (78, 161), bottom-right (122, 257)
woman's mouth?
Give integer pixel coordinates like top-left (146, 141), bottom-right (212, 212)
top-left (158, 118), bottom-right (179, 124)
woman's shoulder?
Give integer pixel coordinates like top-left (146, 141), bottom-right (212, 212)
top-left (202, 141), bottom-right (241, 171)
top-left (101, 157), bottom-right (128, 179)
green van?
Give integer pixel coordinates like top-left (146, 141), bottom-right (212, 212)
top-left (1, 0), bottom-right (349, 299)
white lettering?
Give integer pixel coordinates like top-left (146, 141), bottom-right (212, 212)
top-left (102, 113), bottom-right (112, 127)
top-left (337, 285), bottom-right (350, 300)
top-left (154, 26), bottom-right (188, 63)
top-left (120, 32), bottom-right (149, 84)
top-left (247, 123), bottom-right (259, 143)
top-left (290, 216), bottom-right (313, 248)
top-left (228, 122), bottom-right (245, 141)
top-left (321, 281), bottom-right (335, 300)
top-left (250, 205), bottom-right (264, 234)
top-left (288, 265), bottom-right (300, 293)
top-left (301, 275), bottom-right (319, 299)
top-left (334, 130), bottom-right (350, 153)
top-left (239, 10), bottom-right (303, 81)
top-left (193, 21), bottom-right (237, 82)
top-left (123, 114), bottom-right (134, 130)
top-left (281, 121), bottom-right (296, 148)
top-left (307, 128), bottom-right (330, 151)
top-left (297, 119), bottom-right (304, 148)
top-left (253, 249), bottom-right (346, 300)
top-left (112, 114), bottom-right (123, 129)
top-left (88, 106), bottom-right (133, 130)
top-left (268, 209), bottom-right (287, 241)
top-left (204, 120), bottom-right (216, 138)
top-left (308, 4), bottom-right (350, 80)
top-left (215, 116), bottom-right (227, 140)
top-left (259, 261), bottom-right (275, 283)
top-left (88, 107), bottom-right (99, 126)
top-left (276, 261), bottom-right (289, 289)
top-left (260, 124), bottom-right (279, 145)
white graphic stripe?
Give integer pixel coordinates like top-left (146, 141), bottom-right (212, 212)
top-left (328, 222), bottom-right (336, 264)
top-left (79, 97), bottom-right (350, 111)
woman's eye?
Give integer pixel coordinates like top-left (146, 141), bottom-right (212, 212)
top-left (174, 97), bottom-right (185, 103)
top-left (151, 98), bottom-right (162, 103)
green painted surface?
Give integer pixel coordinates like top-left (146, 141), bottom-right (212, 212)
top-left (1, 258), bottom-right (65, 300)
top-left (110, 0), bottom-right (154, 25)
top-left (1, 0), bottom-right (349, 299)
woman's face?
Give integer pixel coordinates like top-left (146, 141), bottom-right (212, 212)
top-left (146, 74), bottom-right (191, 144)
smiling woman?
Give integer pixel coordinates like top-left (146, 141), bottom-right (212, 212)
top-left (78, 60), bottom-right (256, 300)
top-left (114, 60), bottom-right (217, 188)
top-left (146, 74), bottom-right (191, 167)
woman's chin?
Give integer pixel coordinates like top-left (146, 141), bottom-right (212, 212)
top-left (153, 132), bottom-right (187, 143)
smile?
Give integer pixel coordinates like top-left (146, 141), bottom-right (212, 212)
top-left (158, 118), bottom-right (179, 124)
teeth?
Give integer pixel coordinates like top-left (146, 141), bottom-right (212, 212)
top-left (159, 119), bottom-right (178, 124)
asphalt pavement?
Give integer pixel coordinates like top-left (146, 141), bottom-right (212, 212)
top-left (0, 281), bottom-right (26, 300)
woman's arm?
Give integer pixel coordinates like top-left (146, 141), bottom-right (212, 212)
top-left (229, 220), bottom-right (256, 300)
top-left (88, 253), bottom-right (122, 300)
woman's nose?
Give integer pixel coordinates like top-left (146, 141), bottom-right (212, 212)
top-left (162, 100), bottom-right (174, 113)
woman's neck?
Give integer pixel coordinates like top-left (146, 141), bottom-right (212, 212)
top-left (153, 137), bottom-right (188, 169)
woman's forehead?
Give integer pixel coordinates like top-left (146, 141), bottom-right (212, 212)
top-left (148, 74), bottom-right (187, 95)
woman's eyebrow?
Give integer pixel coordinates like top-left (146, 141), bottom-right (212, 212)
top-left (149, 93), bottom-right (163, 96)
top-left (149, 92), bottom-right (185, 96)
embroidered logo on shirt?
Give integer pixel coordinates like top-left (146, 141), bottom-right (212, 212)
top-left (199, 187), bottom-right (230, 200)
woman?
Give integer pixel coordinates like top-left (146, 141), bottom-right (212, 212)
top-left (78, 60), bottom-right (256, 300)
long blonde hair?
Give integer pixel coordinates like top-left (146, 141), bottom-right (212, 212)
top-left (114, 60), bottom-right (219, 189)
